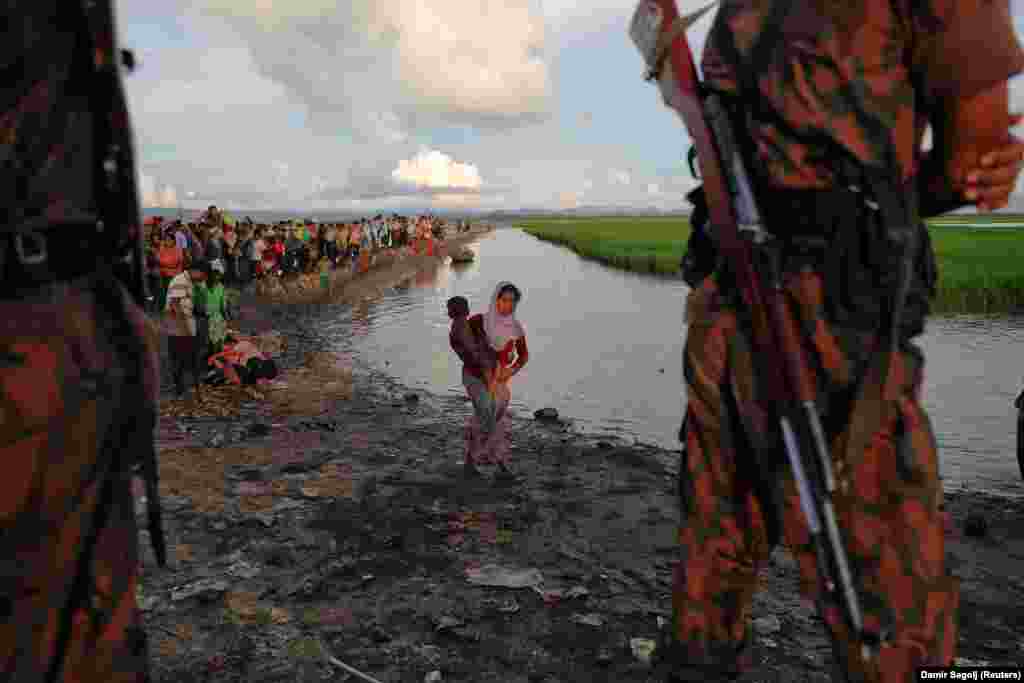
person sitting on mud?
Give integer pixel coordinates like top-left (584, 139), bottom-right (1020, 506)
top-left (206, 336), bottom-right (278, 386)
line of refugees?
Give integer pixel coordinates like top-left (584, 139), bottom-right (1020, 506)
top-left (151, 206), bottom-right (455, 398)
top-left (146, 206), bottom-right (455, 312)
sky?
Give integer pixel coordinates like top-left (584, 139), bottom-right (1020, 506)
top-left (120, 0), bottom-right (1024, 213)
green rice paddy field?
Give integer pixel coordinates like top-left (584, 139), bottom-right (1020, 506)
top-left (517, 215), bottom-right (1024, 314)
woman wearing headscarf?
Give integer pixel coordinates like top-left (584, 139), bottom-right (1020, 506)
top-left (471, 281), bottom-right (529, 477)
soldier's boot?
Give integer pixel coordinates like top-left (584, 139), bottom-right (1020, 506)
top-left (656, 628), bottom-right (748, 682)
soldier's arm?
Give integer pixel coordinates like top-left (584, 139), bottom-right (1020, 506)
top-left (914, 0), bottom-right (1024, 215)
top-left (919, 83), bottom-right (1012, 216)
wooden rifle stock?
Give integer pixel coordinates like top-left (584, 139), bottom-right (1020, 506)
top-left (630, 0), bottom-right (878, 666)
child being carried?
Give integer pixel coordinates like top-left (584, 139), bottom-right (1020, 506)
top-left (448, 296), bottom-right (498, 435)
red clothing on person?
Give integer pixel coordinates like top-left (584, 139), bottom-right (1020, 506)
top-left (157, 246), bottom-right (184, 278)
top-left (495, 337), bottom-right (528, 377)
top-left (208, 340), bottom-right (265, 385)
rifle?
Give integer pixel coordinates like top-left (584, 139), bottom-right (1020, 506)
top-left (629, 0), bottom-right (882, 667)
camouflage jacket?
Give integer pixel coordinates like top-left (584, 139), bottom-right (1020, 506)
top-left (700, 0), bottom-right (1024, 189)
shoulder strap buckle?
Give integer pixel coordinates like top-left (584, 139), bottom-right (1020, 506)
top-left (13, 231), bottom-right (47, 266)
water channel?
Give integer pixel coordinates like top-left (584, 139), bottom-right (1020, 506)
top-left (320, 226), bottom-right (1024, 498)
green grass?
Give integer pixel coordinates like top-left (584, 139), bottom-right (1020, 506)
top-left (518, 217), bottom-right (690, 276)
top-left (518, 216), bottom-right (1024, 314)
top-left (929, 225), bottom-right (1024, 313)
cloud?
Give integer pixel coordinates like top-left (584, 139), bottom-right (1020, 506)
top-left (123, 0), bottom-right (1024, 214)
top-left (392, 149), bottom-right (483, 193)
top-left (138, 171), bottom-right (180, 208)
top-left (433, 193), bottom-right (481, 208)
top-left (558, 191), bottom-right (582, 209)
top-left (609, 169), bottom-right (631, 185)
top-left (313, 149), bottom-right (485, 201)
top-left (198, 0), bottom-right (552, 140)
top-left (120, 0), bottom-right (720, 212)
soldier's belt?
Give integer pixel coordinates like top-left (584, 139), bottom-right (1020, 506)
top-left (0, 224), bottom-right (107, 298)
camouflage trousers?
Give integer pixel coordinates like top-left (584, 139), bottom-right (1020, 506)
top-left (670, 273), bottom-right (958, 682)
top-left (0, 275), bottom-right (159, 682)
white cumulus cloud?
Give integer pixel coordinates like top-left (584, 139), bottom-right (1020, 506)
top-left (138, 171), bottom-right (180, 208)
top-left (609, 169), bottom-right (631, 185)
top-left (392, 149), bottom-right (483, 193)
top-left (558, 191), bottom-right (581, 209)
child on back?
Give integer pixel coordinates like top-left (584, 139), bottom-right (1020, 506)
top-left (448, 296), bottom-right (498, 437)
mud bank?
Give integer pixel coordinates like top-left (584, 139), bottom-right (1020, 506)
top-left (143, 236), bottom-right (1024, 682)
top-left (145, 399), bottom-right (1024, 681)
top-left (251, 226), bottom-right (494, 306)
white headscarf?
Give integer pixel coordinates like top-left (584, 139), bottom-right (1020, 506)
top-left (483, 281), bottom-right (524, 351)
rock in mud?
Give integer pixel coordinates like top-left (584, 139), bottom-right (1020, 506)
top-left (226, 560), bottom-right (261, 579)
top-left (171, 578), bottom-right (229, 603)
top-left (405, 392), bottom-right (420, 403)
top-left (248, 422), bottom-right (271, 437)
top-left (964, 513), bottom-right (988, 538)
top-left (435, 616), bottom-right (465, 632)
top-left (753, 615), bottom-right (781, 635)
top-left (570, 613), bottom-right (604, 627)
top-left (629, 638), bottom-right (657, 666)
top-left (534, 408), bottom-right (559, 421)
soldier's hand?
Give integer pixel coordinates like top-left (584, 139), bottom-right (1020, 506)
top-left (966, 114), bottom-right (1024, 212)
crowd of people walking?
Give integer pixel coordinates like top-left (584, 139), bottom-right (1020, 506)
top-left (146, 205), bottom-right (466, 313)
top-left (149, 205), bottom-right (470, 397)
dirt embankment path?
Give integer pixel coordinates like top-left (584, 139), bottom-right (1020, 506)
top-left (250, 226), bottom-right (493, 306)
top-left (143, 229), bottom-right (1024, 682)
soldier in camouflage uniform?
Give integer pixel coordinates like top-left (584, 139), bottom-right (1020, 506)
top-left (2, 1), bottom-right (159, 680)
top-left (667, 2), bottom-right (1024, 681)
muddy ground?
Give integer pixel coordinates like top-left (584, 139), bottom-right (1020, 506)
top-left (142, 247), bottom-right (1024, 683)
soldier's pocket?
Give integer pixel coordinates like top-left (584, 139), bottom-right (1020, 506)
top-left (891, 348), bottom-right (941, 497)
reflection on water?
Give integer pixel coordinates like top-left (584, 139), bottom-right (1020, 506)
top-left (321, 228), bottom-right (1024, 497)
top-left (916, 316), bottom-right (1024, 497)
